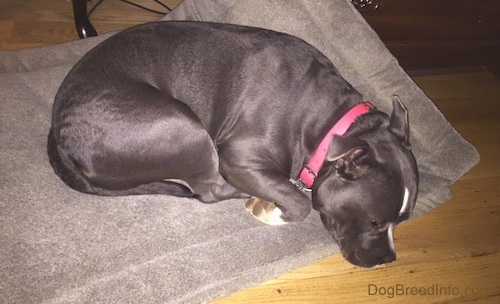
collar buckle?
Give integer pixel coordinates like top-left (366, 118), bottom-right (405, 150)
top-left (290, 178), bottom-right (313, 193)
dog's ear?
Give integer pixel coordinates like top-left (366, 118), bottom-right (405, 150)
top-left (326, 136), bottom-right (372, 180)
top-left (389, 95), bottom-right (411, 148)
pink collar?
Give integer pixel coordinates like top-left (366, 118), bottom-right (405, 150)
top-left (298, 102), bottom-right (374, 189)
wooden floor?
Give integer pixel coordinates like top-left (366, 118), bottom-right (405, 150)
top-left (1, 1), bottom-right (498, 303)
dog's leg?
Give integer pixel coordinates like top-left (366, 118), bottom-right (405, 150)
top-left (245, 197), bottom-right (287, 225)
top-left (49, 127), bottom-right (196, 197)
top-left (219, 153), bottom-right (311, 224)
top-left (51, 82), bottom-right (244, 202)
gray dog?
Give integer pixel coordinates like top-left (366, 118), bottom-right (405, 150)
top-left (48, 21), bottom-right (418, 268)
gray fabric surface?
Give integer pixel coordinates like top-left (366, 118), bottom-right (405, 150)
top-left (0, 0), bottom-right (479, 303)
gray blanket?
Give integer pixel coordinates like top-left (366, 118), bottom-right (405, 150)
top-left (0, 0), bottom-right (479, 303)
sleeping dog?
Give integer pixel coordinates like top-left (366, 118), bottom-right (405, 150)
top-left (48, 21), bottom-right (418, 268)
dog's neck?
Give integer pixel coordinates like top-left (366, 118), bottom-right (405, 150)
top-left (295, 102), bottom-right (374, 191)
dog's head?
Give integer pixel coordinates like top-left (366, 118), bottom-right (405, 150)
top-left (312, 96), bottom-right (418, 268)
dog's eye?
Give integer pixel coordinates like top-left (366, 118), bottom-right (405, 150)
top-left (370, 219), bottom-right (379, 227)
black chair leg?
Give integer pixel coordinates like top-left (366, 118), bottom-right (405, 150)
top-left (72, 0), bottom-right (98, 38)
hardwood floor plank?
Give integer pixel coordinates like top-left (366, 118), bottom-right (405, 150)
top-left (414, 72), bottom-right (500, 99)
top-left (216, 253), bottom-right (499, 304)
top-left (10, 21), bottom-right (79, 45)
top-left (0, 20), bottom-right (14, 40)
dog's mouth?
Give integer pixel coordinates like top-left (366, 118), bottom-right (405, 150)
top-left (338, 244), bottom-right (396, 268)
top-left (350, 249), bottom-right (396, 268)
top-left (332, 229), bottom-right (397, 268)
top-left (320, 213), bottom-right (398, 267)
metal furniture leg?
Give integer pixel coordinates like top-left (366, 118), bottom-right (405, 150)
top-left (72, 0), bottom-right (98, 38)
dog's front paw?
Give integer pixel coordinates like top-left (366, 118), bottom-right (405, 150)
top-left (245, 197), bottom-right (287, 226)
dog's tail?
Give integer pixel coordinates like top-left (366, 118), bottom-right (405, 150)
top-left (47, 129), bottom-right (195, 197)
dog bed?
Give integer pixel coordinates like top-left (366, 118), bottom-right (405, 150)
top-left (0, 0), bottom-right (479, 303)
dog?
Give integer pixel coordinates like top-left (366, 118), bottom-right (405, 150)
top-left (48, 21), bottom-right (418, 268)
